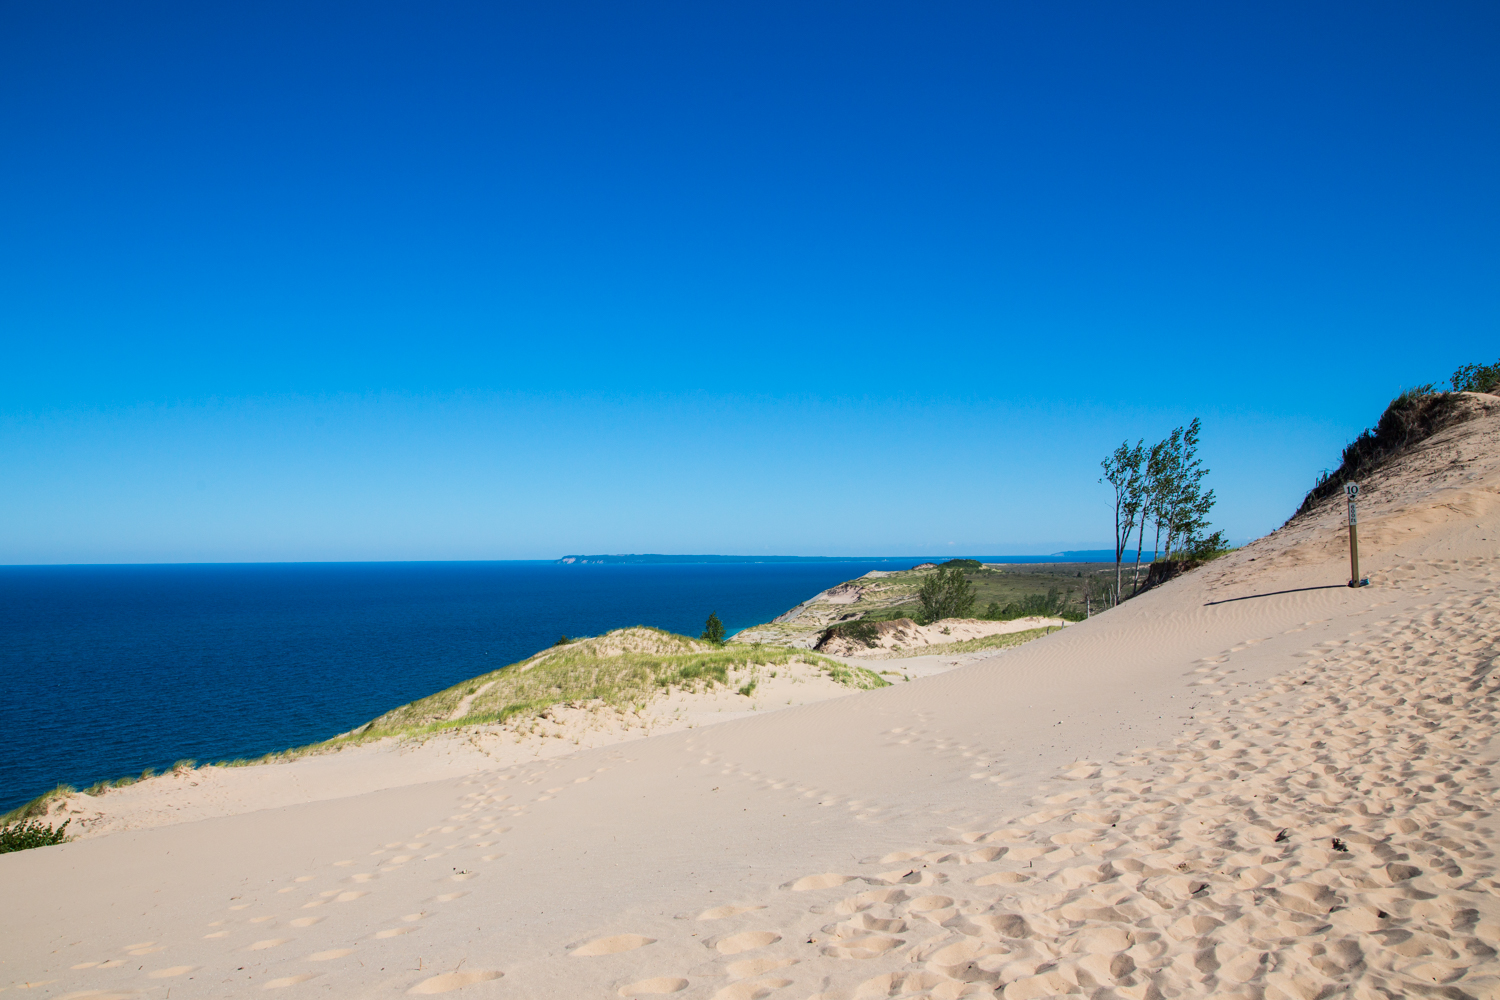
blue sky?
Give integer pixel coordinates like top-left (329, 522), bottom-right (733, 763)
top-left (2, 1), bottom-right (1495, 563)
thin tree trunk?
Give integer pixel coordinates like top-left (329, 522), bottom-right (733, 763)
top-left (1114, 499), bottom-right (1124, 604)
top-left (1131, 506), bottom-right (1149, 595)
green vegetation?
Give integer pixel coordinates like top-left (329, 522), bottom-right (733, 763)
top-left (917, 564), bottom-right (977, 622)
top-left (700, 612), bottom-right (726, 645)
top-left (817, 619), bottom-right (883, 648)
top-left (939, 558), bottom-right (982, 569)
top-left (1452, 358), bottom-right (1500, 395)
top-left (982, 586), bottom-right (1084, 622)
top-left (1102, 417), bottom-right (1223, 603)
top-left (1296, 383), bottom-right (1468, 516)
top-left (335, 627), bottom-right (885, 745)
top-left (0, 818), bottom-right (70, 854)
top-left (0, 783), bottom-right (77, 826)
top-left (1295, 359), bottom-right (1500, 518)
top-left (861, 626), bottom-right (1059, 661)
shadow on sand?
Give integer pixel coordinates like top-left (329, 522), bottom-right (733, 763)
top-left (1204, 584), bottom-right (1350, 607)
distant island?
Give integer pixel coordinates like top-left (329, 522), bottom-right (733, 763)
top-left (555, 551), bottom-right (1121, 565)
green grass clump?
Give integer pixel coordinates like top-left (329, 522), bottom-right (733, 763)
top-left (323, 626), bottom-right (887, 746)
top-left (0, 783), bottom-right (77, 827)
top-left (873, 626), bottom-right (1059, 660)
top-left (817, 620), bottom-right (883, 648)
top-left (1296, 386), bottom-right (1466, 516)
top-left (981, 587), bottom-right (1086, 622)
top-left (0, 818), bottom-right (70, 853)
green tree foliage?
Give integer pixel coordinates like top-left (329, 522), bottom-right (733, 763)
top-left (940, 558), bottom-right (982, 569)
top-left (700, 612), bottom-right (726, 645)
top-left (1105, 418), bottom-right (1222, 601)
top-left (917, 565), bottom-right (977, 623)
top-left (0, 819), bottom-right (70, 853)
top-left (1100, 439), bottom-right (1147, 602)
top-left (1154, 418), bottom-right (1216, 562)
top-left (983, 587), bottom-right (1081, 621)
top-left (1452, 360), bottom-right (1500, 394)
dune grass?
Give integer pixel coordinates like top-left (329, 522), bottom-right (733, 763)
top-left (343, 626), bottom-right (885, 744)
top-left (862, 625), bottom-right (1061, 661)
top-left (1, 627), bottom-right (888, 822)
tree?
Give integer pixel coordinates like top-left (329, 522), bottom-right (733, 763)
top-left (1131, 436), bottom-right (1172, 595)
top-left (1100, 440), bottom-right (1146, 604)
top-left (1161, 418), bottom-right (1215, 558)
top-left (917, 564), bottom-right (977, 623)
top-left (700, 613), bottom-right (726, 645)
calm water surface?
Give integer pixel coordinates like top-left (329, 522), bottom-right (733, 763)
top-left (0, 560), bottom-right (909, 813)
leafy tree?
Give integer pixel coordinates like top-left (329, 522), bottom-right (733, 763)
top-left (1162, 418), bottom-right (1215, 558)
top-left (1100, 440), bottom-right (1146, 604)
top-left (917, 565), bottom-right (977, 623)
top-left (700, 612), bottom-right (726, 645)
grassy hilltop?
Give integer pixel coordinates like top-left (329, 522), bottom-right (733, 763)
top-left (733, 559), bottom-right (1117, 648)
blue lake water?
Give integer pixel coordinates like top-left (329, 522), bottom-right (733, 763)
top-left (0, 560), bottom-right (925, 814)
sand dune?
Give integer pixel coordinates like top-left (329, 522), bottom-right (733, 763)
top-left (4, 398), bottom-right (1500, 999)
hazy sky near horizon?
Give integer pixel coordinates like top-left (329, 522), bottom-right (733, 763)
top-left (2, 1), bottom-right (1496, 563)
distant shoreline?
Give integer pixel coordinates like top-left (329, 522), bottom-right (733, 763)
top-left (556, 551), bottom-right (1121, 565)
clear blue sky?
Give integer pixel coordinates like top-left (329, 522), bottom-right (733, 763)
top-left (2, 1), bottom-right (1495, 563)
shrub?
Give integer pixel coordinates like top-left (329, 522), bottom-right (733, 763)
top-left (1295, 386), bottom-right (1464, 516)
top-left (818, 620), bottom-right (882, 649)
top-left (700, 613), bottom-right (726, 645)
top-left (1452, 359), bottom-right (1500, 394)
top-left (917, 565), bottom-right (977, 623)
top-left (940, 558), bottom-right (982, 569)
top-left (0, 819), bottom-right (70, 854)
top-left (985, 587), bottom-right (1081, 621)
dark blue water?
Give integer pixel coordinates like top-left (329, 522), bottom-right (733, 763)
top-left (0, 560), bottom-right (905, 814)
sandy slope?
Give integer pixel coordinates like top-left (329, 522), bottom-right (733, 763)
top-left (5, 397), bottom-right (1500, 1000)
top-left (35, 655), bottom-right (918, 842)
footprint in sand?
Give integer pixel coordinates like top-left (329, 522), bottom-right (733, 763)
top-left (434, 892), bottom-right (468, 902)
top-left (148, 966), bottom-right (196, 978)
top-left (572, 934), bottom-right (656, 956)
top-left (618, 978), bottom-right (689, 996)
top-left (264, 974), bottom-right (318, 989)
top-left (248, 939), bottom-right (291, 950)
top-left (289, 917), bottom-right (323, 928)
top-left (787, 873), bottom-right (854, 891)
top-left (698, 905), bottom-right (766, 920)
top-left (714, 932), bottom-right (780, 955)
top-left (711, 978), bottom-right (792, 1000)
top-left (376, 927), bottom-right (416, 938)
top-left (408, 970), bottom-right (503, 994)
top-left (309, 949), bottom-right (355, 961)
top-left (726, 958), bottom-right (797, 978)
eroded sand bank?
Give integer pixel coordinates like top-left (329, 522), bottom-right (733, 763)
top-left (4, 398), bottom-right (1500, 1000)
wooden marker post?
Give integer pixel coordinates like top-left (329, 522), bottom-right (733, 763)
top-left (1346, 482), bottom-right (1368, 587)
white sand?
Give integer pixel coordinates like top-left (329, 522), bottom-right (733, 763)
top-left (5, 395), bottom-right (1500, 1000)
top-left (817, 617), bottom-right (1066, 658)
